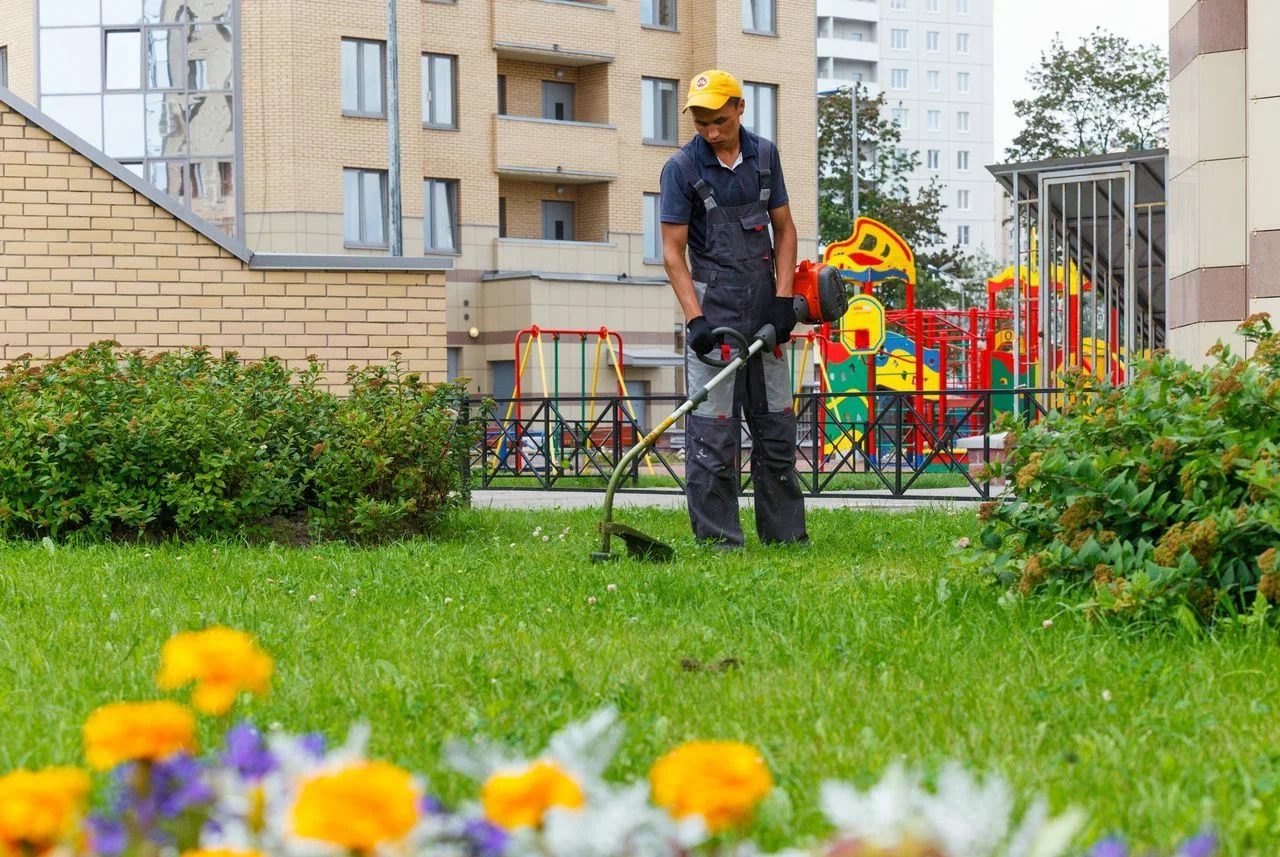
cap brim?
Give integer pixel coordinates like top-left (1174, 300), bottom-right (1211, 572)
top-left (683, 92), bottom-right (731, 113)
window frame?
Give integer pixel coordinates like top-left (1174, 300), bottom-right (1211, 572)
top-left (890, 28), bottom-right (908, 50)
top-left (641, 0), bottom-right (677, 31)
top-left (957, 150), bottom-right (970, 171)
top-left (926, 30), bottom-right (940, 52)
top-left (956, 32), bottom-right (971, 55)
top-left (956, 0), bottom-right (970, 14)
top-left (956, 110), bottom-right (970, 133)
top-left (891, 107), bottom-right (909, 130)
top-left (891, 68), bottom-right (908, 90)
top-left (0, 46), bottom-right (7, 88)
top-left (926, 149), bottom-right (940, 170)
top-left (643, 192), bottom-right (662, 263)
top-left (424, 177), bottom-right (460, 254)
top-left (343, 167), bottom-right (389, 248)
top-left (957, 189), bottom-right (970, 210)
top-left (927, 109), bottom-right (940, 131)
top-left (742, 81), bottom-right (777, 141)
top-left (742, 0), bottom-right (776, 36)
top-left (422, 52), bottom-right (458, 130)
top-left (341, 37), bottom-right (387, 119)
top-left (957, 71), bottom-right (971, 94)
top-left (958, 224), bottom-right (971, 245)
top-left (927, 70), bottom-right (941, 92)
top-left (641, 76), bottom-right (678, 146)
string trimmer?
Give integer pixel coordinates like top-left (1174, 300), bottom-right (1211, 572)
top-left (590, 262), bottom-right (850, 562)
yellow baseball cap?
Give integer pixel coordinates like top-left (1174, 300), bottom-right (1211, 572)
top-left (684, 70), bottom-right (744, 112)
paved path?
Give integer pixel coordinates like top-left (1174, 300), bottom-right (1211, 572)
top-left (471, 487), bottom-right (990, 511)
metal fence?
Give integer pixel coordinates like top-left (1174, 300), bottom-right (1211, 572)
top-left (465, 388), bottom-right (1061, 501)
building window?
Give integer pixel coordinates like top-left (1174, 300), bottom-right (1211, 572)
top-left (926, 31), bottom-right (940, 52)
top-left (642, 77), bottom-right (678, 145)
top-left (895, 147), bottom-right (910, 159)
top-left (957, 111), bottom-right (970, 132)
top-left (927, 110), bottom-right (940, 131)
top-left (891, 107), bottom-right (909, 129)
top-left (343, 167), bottom-right (388, 247)
top-left (0, 47), bottom-right (6, 87)
top-left (341, 38), bottom-right (386, 117)
top-left (424, 178), bottom-right (459, 252)
top-left (891, 69), bottom-right (908, 90)
top-left (742, 81), bottom-right (776, 141)
top-left (104, 30), bottom-right (143, 90)
top-left (958, 225), bottom-right (970, 245)
top-left (498, 196), bottom-right (507, 238)
top-left (743, 0), bottom-right (775, 35)
top-left (956, 33), bottom-right (970, 54)
top-left (927, 149), bottom-right (940, 169)
top-left (957, 71), bottom-right (970, 93)
top-left (642, 0), bottom-right (676, 29)
top-left (957, 189), bottom-right (970, 210)
top-left (447, 348), bottom-right (461, 381)
top-left (422, 54), bottom-right (457, 128)
top-left (927, 70), bottom-right (940, 91)
top-left (497, 74), bottom-right (507, 115)
top-left (891, 29), bottom-right (908, 50)
top-left (890, 0), bottom-right (907, 8)
top-left (643, 193), bottom-right (662, 262)
top-left (956, 0), bottom-right (970, 13)
top-left (926, 0), bottom-right (939, 10)
top-left (957, 150), bottom-right (970, 170)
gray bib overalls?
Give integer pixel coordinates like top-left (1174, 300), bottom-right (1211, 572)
top-left (671, 138), bottom-right (807, 547)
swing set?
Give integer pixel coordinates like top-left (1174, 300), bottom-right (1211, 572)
top-left (489, 326), bottom-right (657, 477)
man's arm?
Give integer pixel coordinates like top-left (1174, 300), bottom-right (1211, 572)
top-left (662, 222), bottom-right (702, 322)
top-left (769, 203), bottom-right (798, 298)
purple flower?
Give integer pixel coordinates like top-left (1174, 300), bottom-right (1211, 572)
top-left (299, 732), bottom-right (326, 758)
top-left (463, 818), bottom-right (509, 857)
top-left (151, 754), bottom-right (214, 819)
top-left (87, 817), bottom-right (127, 856)
top-left (1179, 834), bottom-right (1218, 857)
top-left (1088, 839), bottom-right (1128, 857)
top-left (420, 795), bottom-right (445, 815)
top-left (223, 722), bottom-right (276, 780)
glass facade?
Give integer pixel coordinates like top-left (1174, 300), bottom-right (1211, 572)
top-left (37, 0), bottom-right (239, 237)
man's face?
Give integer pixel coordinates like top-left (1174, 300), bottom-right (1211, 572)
top-left (690, 99), bottom-right (745, 152)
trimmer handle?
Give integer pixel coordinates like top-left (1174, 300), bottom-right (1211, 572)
top-left (696, 325), bottom-right (777, 368)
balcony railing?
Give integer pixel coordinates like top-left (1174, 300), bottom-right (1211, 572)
top-left (494, 115), bottom-right (618, 183)
top-left (492, 0), bottom-right (616, 65)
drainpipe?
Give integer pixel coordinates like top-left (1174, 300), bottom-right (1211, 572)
top-left (388, 0), bottom-right (403, 255)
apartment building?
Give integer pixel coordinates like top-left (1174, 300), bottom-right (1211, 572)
top-left (1166, 0), bottom-right (1280, 363)
top-left (816, 0), bottom-right (996, 257)
top-left (0, 0), bottom-right (818, 406)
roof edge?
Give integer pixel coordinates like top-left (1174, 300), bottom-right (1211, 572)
top-left (249, 253), bottom-right (455, 271)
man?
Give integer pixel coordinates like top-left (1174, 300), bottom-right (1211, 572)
top-left (659, 69), bottom-right (807, 549)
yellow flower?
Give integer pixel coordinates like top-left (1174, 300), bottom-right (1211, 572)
top-left (649, 741), bottom-right (773, 833)
top-left (83, 701), bottom-right (198, 771)
top-left (182, 851), bottom-right (266, 857)
top-left (292, 762), bottom-right (419, 850)
top-left (0, 767), bottom-right (90, 850)
top-left (156, 627), bottom-right (274, 715)
top-left (481, 760), bottom-right (585, 830)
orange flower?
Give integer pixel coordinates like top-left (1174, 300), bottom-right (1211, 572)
top-left (182, 851), bottom-right (266, 857)
top-left (650, 741), bottom-right (773, 833)
top-left (481, 761), bottom-right (585, 830)
top-left (156, 627), bottom-right (274, 715)
top-left (292, 762), bottom-right (419, 850)
top-left (83, 701), bottom-right (197, 771)
top-left (0, 767), bottom-right (90, 851)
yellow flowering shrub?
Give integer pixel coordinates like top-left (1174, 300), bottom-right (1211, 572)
top-left (292, 762), bottom-right (419, 850)
top-left (156, 626), bottom-right (273, 715)
top-left (0, 767), bottom-right (90, 852)
top-left (481, 761), bottom-right (586, 830)
top-left (649, 741), bottom-right (773, 833)
top-left (82, 701), bottom-right (197, 771)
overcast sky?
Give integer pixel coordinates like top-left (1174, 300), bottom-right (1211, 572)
top-left (993, 0), bottom-right (1169, 157)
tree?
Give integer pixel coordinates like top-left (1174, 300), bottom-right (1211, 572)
top-left (1006, 28), bottom-right (1168, 162)
top-left (817, 85), bottom-right (966, 310)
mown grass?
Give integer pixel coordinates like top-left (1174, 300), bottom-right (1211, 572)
top-left (1, 507), bottom-right (1278, 855)
top-left (479, 471), bottom-right (975, 491)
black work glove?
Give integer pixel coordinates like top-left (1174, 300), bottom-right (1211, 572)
top-left (766, 296), bottom-right (797, 344)
top-left (686, 315), bottom-right (717, 356)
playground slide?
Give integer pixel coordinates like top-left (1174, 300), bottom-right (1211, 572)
top-left (874, 332), bottom-right (942, 395)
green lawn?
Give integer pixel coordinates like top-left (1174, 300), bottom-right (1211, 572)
top-left (480, 471), bottom-right (975, 492)
top-left (2, 507), bottom-right (1278, 855)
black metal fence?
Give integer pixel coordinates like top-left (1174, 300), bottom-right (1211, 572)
top-left (465, 388), bottom-right (1061, 501)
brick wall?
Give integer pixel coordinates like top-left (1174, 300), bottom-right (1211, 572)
top-left (0, 102), bottom-right (447, 390)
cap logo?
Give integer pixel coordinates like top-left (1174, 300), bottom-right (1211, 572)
top-left (695, 75), bottom-right (709, 89)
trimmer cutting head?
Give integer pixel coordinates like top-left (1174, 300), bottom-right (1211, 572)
top-left (592, 522), bottom-right (676, 563)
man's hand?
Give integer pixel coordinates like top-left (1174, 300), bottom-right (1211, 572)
top-left (686, 316), bottom-right (717, 355)
top-left (766, 296), bottom-right (797, 344)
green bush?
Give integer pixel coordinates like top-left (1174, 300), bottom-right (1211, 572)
top-left (967, 314), bottom-right (1280, 624)
top-left (0, 343), bottom-right (476, 542)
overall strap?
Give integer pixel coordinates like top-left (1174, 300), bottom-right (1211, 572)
top-left (754, 136), bottom-right (774, 205)
top-left (672, 148), bottom-right (718, 211)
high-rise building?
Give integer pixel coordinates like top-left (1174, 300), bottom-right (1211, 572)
top-left (0, 0), bottom-right (817, 401)
top-left (816, 0), bottom-right (996, 257)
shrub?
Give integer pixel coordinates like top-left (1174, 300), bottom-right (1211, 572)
top-left (966, 314), bottom-right (1280, 624)
top-left (0, 343), bottom-right (475, 542)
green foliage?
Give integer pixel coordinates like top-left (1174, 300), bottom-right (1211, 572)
top-left (1006, 28), bottom-right (1168, 162)
top-left (967, 315), bottom-right (1280, 624)
top-left (0, 343), bottom-right (476, 541)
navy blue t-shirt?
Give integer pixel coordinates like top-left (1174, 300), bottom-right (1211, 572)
top-left (659, 130), bottom-right (790, 258)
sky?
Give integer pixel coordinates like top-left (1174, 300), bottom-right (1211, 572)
top-left (992, 0), bottom-right (1169, 156)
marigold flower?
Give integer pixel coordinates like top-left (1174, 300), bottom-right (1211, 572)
top-left (156, 627), bottom-right (273, 715)
top-left (292, 762), bottom-right (419, 850)
top-left (182, 850), bottom-right (266, 857)
top-left (649, 741), bottom-right (773, 833)
top-left (0, 767), bottom-right (90, 850)
top-left (83, 701), bottom-right (198, 771)
top-left (481, 760), bottom-right (585, 830)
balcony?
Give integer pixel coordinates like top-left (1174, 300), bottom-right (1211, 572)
top-left (493, 0), bottom-right (616, 66)
top-left (494, 115), bottom-right (618, 183)
top-left (817, 36), bottom-right (880, 64)
top-left (816, 0), bottom-right (879, 21)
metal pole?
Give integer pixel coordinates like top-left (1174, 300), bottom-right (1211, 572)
top-left (387, 0), bottom-right (403, 256)
top-left (1012, 172), bottom-right (1022, 419)
top-left (850, 85), bottom-right (859, 224)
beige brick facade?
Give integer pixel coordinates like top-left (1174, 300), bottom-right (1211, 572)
top-left (0, 99), bottom-right (448, 390)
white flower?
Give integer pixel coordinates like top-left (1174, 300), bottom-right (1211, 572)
top-left (1102, 689), bottom-right (1112, 702)
top-left (1042, 619), bottom-right (1053, 629)
top-left (307, 595), bottom-right (318, 603)
top-left (607, 584), bottom-right (618, 593)
top-left (588, 597), bottom-right (597, 606)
